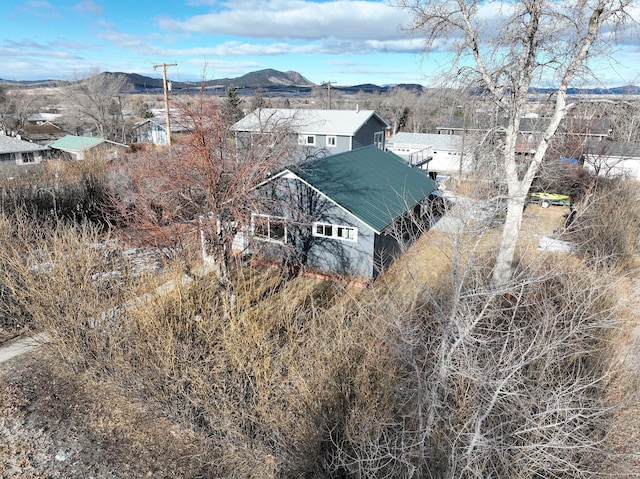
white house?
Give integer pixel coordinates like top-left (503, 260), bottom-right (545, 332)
top-left (583, 140), bottom-right (640, 179)
top-left (0, 134), bottom-right (49, 165)
top-left (132, 110), bottom-right (191, 145)
top-left (387, 132), bottom-right (474, 174)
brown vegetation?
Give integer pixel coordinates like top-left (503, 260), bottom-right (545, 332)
top-left (1, 170), bottom-right (638, 477)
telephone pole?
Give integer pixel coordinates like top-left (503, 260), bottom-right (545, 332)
top-left (153, 62), bottom-right (177, 145)
top-left (322, 81), bottom-right (336, 109)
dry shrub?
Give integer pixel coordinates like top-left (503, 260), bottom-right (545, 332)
top-left (1, 220), bottom-right (361, 476)
top-left (0, 213), bottom-right (627, 478)
top-left (567, 177), bottom-right (640, 270)
top-left (0, 157), bottom-right (110, 224)
top-left (327, 256), bottom-right (623, 478)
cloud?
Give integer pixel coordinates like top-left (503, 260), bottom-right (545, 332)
top-left (0, 39), bottom-right (87, 60)
top-left (157, 0), bottom-right (410, 41)
top-left (15, 0), bottom-right (62, 19)
top-left (74, 1), bottom-right (104, 15)
top-left (152, 37), bottom-right (420, 58)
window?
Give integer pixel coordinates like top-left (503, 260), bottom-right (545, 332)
top-left (298, 134), bottom-right (316, 146)
top-left (374, 131), bottom-right (384, 149)
top-left (327, 136), bottom-right (337, 147)
top-left (313, 222), bottom-right (357, 242)
top-left (253, 214), bottom-right (286, 243)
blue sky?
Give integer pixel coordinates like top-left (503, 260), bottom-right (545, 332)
top-left (3, 0), bottom-right (640, 87)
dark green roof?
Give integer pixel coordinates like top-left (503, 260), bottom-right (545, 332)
top-left (288, 146), bottom-right (437, 233)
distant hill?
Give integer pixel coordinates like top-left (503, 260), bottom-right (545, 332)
top-left (211, 69), bottom-right (315, 88)
top-left (532, 85), bottom-right (640, 95)
top-left (90, 69), bottom-right (316, 92)
top-left (0, 69), bottom-right (316, 92)
top-left (2, 71), bottom-right (639, 97)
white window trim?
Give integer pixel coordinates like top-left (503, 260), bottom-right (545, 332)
top-left (326, 135), bottom-right (337, 148)
top-left (252, 213), bottom-right (287, 244)
top-left (312, 221), bottom-right (358, 242)
top-left (374, 131), bottom-right (384, 149)
top-left (298, 134), bottom-right (316, 146)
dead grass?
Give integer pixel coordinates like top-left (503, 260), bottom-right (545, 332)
top-left (1, 192), bottom-right (639, 478)
top-left (0, 348), bottom-right (212, 478)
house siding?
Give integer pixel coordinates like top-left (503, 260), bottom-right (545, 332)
top-left (314, 134), bottom-right (351, 154)
top-left (373, 233), bottom-right (402, 275)
top-left (252, 176), bottom-right (378, 279)
top-left (306, 199), bottom-right (376, 279)
top-left (352, 117), bottom-right (386, 150)
top-left (135, 122), bottom-right (168, 145)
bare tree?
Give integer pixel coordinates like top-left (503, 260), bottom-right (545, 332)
top-left (106, 89), bottom-right (298, 318)
top-left (377, 86), bottom-right (417, 135)
top-left (396, 0), bottom-right (635, 285)
top-left (62, 70), bottom-right (132, 141)
top-left (0, 86), bottom-right (45, 137)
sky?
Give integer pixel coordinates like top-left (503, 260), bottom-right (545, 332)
top-left (2, 0), bottom-right (640, 87)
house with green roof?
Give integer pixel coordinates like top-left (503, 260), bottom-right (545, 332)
top-left (247, 145), bottom-right (438, 279)
top-left (48, 135), bottom-right (128, 160)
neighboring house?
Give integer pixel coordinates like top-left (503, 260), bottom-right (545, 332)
top-left (438, 114), bottom-right (611, 141)
top-left (131, 111), bottom-right (191, 145)
top-left (18, 121), bottom-right (67, 146)
top-left (0, 134), bottom-right (49, 166)
top-left (247, 145), bottom-right (438, 279)
top-left (231, 108), bottom-right (390, 159)
top-left (387, 132), bottom-right (475, 173)
top-left (583, 140), bottom-right (640, 179)
top-left (437, 114), bottom-right (612, 163)
top-left (48, 135), bottom-right (128, 160)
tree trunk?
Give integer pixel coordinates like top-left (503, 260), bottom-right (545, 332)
top-left (492, 190), bottom-right (527, 287)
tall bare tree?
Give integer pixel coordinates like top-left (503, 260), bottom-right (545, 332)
top-left (396, 0), bottom-right (635, 285)
top-left (63, 70), bottom-right (132, 141)
top-left (0, 85), bottom-right (45, 137)
top-left (106, 89), bottom-right (298, 318)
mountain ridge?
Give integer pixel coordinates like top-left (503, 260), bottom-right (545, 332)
top-left (1, 70), bottom-right (639, 96)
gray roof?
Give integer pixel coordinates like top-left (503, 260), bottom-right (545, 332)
top-left (0, 135), bottom-right (49, 154)
top-left (231, 108), bottom-right (390, 136)
top-left (439, 115), bottom-right (612, 136)
top-left (133, 113), bottom-right (191, 133)
top-left (584, 140), bottom-right (640, 159)
top-left (389, 132), bottom-right (463, 150)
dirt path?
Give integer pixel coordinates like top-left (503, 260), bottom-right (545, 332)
top-left (0, 333), bottom-right (49, 365)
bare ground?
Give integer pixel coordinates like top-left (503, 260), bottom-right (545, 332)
top-left (0, 347), bottom-right (213, 478)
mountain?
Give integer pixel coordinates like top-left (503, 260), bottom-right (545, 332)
top-left (97, 69), bottom-right (316, 92)
top-left (0, 69), bottom-right (316, 92)
top-left (211, 69), bottom-right (315, 88)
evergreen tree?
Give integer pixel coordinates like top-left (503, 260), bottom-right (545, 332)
top-left (222, 85), bottom-right (244, 125)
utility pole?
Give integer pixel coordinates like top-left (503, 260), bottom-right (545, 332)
top-left (153, 62), bottom-right (177, 145)
top-left (322, 81), bottom-right (336, 109)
